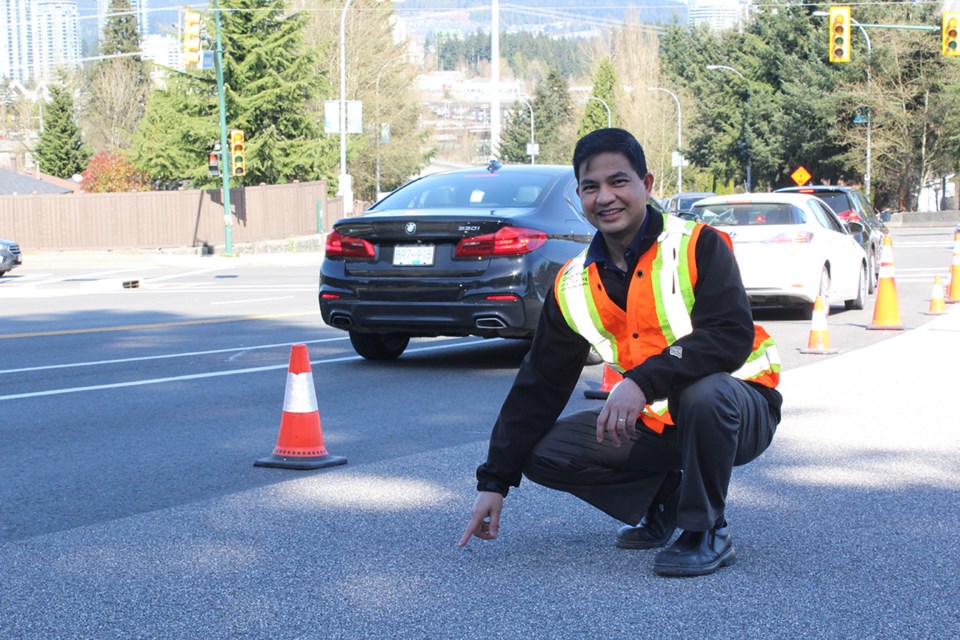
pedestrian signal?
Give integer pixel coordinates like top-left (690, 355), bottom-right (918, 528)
top-left (944, 12), bottom-right (960, 57)
top-left (829, 6), bottom-right (851, 63)
top-left (208, 149), bottom-right (221, 177)
top-left (183, 10), bottom-right (202, 68)
top-left (230, 129), bottom-right (245, 177)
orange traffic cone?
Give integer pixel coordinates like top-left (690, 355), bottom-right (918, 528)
top-left (584, 364), bottom-right (623, 399)
top-left (946, 229), bottom-right (960, 304)
top-left (255, 344), bottom-right (347, 470)
top-left (800, 296), bottom-right (838, 354)
top-left (867, 235), bottom-right (903, 331)
top-left (926, 276), bottom-right (946, 315)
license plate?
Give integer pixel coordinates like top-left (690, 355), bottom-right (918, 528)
top-left (393, 244), bottom-right (435, 266)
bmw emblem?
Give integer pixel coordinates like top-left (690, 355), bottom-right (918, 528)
top-left (405, 222), bottom-right (417, 235)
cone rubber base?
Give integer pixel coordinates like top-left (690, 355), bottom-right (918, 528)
top-left (866, 324), bottom-right (903, 331)
top-left (254, 453), bottom-right (348, 470)
top-left (799, 346), bottom-right (838, 354)
top-left (584, 389), bottom-right (610, 399)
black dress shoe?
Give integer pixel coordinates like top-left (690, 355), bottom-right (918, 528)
top-left (652, 526), bottom-right (736, 577)
top-left (615, 472), bottom-right (681, 549)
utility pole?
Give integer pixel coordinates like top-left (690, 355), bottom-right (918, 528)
top-left (213, 0), bottom-right (233, 254)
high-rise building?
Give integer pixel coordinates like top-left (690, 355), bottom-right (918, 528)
top-left (1, 0), bottom-right (38, 82)
top-left (97, 0), bottom-right (149, 40)
top-left (34, 0), bottom-right (81, 82)
top-left (1, 0), bottom-right (81, 83)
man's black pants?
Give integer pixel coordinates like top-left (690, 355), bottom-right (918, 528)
top-left (521, 373), bottom-right (778, 532)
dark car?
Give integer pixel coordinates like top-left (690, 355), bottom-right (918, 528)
top-left (666, 191), bottom-right (716, 220)
top-left (319, 162), bottom-right (599, 360)
top-left (0, 237), bottom-right (22, 276)
top-left (774, 185), bottom-right (887, 292)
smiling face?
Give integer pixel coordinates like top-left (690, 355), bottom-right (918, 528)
top-left (577, 151), bottom-right (656, 250)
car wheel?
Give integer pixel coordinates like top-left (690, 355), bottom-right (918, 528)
top-left (349, 331), bottom-right (410, 360)
top-left (867, 249), bottom-right (878, 293)
top-left (806, 265), bottom-right (831, 320)
top-left (845, 262), bottom-right (867, 310)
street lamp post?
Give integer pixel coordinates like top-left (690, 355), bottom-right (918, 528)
top-left (813, 10), bottom-right (872, 198)
top-left (339, 0), bottom-right (354, 215)
top-left (648, 87), bottom-right (682, 195)
top-left (586, 96), bottom-right (611, 128)
top-left (516, 97), bottom-right (535, 164)
top-left (375, 55), bottom-right (405, 197)
top-left (706, 65), bottom-right (751, 192)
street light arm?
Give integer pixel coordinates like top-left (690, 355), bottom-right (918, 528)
top-left (705, 64), bottom-right (744, 78)
top-left (648, 87), bottom-right (682, 195)
top-left (586, 96), bottom-right (612, 128)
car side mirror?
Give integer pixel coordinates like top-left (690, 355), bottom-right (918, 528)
top-left (846, 221), bottom-right (865, 235)
top-left (879, 210), bottom-right (891, 223)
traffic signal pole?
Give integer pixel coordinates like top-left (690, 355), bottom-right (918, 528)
top-left (212, 0), bottom-right (233, 255)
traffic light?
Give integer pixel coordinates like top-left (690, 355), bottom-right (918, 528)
top-left (230, 130), bottom-right (245, 177)
top-left (944, 12), bottom-right (960, 57)
top-left (208, 147), bottom-right (221, 177)
top-left (183, 10), bottom-right (201, 68)
top-left (829, 6), bottom-right (851, 63)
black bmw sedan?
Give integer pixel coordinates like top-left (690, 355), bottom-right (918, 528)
top-left (319, 162), bottom-right (597, 360)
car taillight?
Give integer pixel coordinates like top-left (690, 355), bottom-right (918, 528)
top-left (485, 294), bottom-right (521, 301)
top-left (454, 226), bottom-right (547, 257)
top-left (765, 231), bottom-right (814, 244)
top-left (835, 209), bottom-right (862, 223)
top-left (325, 229), bottom-right (375, 258)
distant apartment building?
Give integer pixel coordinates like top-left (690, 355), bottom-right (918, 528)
top-left (34, 0), bottom-right (81, 82)
top-left (1, 0), bottom-right (37, 82)
top-left (1, 0), bottom-right (81, 83)
top-left (688, 0), bottom-right (748, 32)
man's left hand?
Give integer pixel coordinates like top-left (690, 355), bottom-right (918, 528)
top-left (597, 377), bottom-right (647, 447)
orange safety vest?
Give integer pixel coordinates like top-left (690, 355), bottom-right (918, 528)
top-left (554, 213), bottom-right (780, 434)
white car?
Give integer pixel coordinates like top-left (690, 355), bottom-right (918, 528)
top-left (690, 192), bottom-right (868, 317)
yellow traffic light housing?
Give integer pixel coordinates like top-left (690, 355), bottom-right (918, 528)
top-left (230, 130), bottom-right (245, 177)
top-left (944, 12), bottom-right (960, 57)
top-left (829, 6), bottom-right (851, 63)
top-left (183, 10), bottom-right (201, 68)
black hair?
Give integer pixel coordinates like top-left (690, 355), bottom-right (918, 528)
top-left (572, 128), bottom-right (648, 182)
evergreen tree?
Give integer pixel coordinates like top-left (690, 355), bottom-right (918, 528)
top-left (217, 0), bottom-right (336, 185)
top-left (130, 75), bottom-right (213, 189)
top-left (531, 68), bottom-right (575, 165)
top-left (578, 58), bottom-right (618, 137)
top-left (100, 0), bottom-right (141, 57)
top-left (499, 100), bottom-right (533, 163)
top-left (34, 86), bottom-right (90, 178)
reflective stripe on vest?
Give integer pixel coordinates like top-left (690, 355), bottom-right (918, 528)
top-left (555, 213), bottom-right (780, 433)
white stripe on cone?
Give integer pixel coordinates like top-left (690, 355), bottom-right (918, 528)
top-left (283, 372), bottom-right (319, 413)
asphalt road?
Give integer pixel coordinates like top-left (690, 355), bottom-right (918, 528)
top-left (0, 227), bottom-right (957, 638)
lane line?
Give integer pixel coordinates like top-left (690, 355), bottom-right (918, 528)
top-left (0, 337), bottom-right (349, 374)
top-left (0, 311), bottom-right (319, 339)
top-left (0, 340), bottom-right (483, 402)
top-left (211, 296), bottom-right (295, 305)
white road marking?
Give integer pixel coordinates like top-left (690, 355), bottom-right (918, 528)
top-left (0, 340), bottom-right (482, 402)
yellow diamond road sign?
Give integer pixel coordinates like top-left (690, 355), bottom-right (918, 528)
top-left (791, 166), bottom-right (811, 186)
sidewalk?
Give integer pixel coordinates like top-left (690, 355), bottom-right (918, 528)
top-left (1, 310), bottom-right (957, 638)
